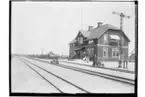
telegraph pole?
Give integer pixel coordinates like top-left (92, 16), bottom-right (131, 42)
top-left (112, 11), bottom-right (130, 31)
top-left (81, 3), bottom-right (83, 29)
top-left (112, 11), bottom-right (130, 68)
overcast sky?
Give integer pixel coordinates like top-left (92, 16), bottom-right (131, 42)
top-left (12, 2), bottom-right (135, 55)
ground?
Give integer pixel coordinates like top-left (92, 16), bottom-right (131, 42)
top-left (11, 56), bottom-right (135, 93)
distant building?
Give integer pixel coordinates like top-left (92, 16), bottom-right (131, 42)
top-left (48, 51), bottom-right (55, 57)
top-left (69, 22), bottom-right (130, 62)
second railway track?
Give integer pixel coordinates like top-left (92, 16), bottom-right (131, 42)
top-left (60, 60), bottom-right (135, 74)
top-left (26, 56), bottom-right (135, 85)
top-left (20, 57), bottom-right (90, 93)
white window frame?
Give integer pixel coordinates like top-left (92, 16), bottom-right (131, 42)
top-left (89, 40), bottom-right (94, 44)
top-left (72, 44), bottom-right (75, 46)
top-left (104, 34), bottom-right (108, 44)
top-left (103, 47), bottom-right (108, 57)
top-left (112, 48), bottom-right (119, 58)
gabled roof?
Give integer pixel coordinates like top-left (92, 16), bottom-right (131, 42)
top-left (80, 30), bottom-right (91, 38)
top-left (87, 24), bottom-right (119, 39)
top-left (69, 30), bottom-right (91, 44)
top-left (75, 30), bottom-right (91, 39)
top-left (69, 30), bottom-right (90, 44)
top-left (48, 51), bottom-right (55, 56)
top-left (69, 38), bottom-right (77, 44)
top-left (69, 23), bottom-right (130, 44)
top-left (87, 24), bottom-right (130, 42)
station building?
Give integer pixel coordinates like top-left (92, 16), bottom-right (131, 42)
top-left (69, 22), bottom-right (130, 62)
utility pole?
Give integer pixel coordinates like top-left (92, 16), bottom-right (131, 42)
top-left (81, 4), bottom-right (83, 29)
top-left (112, 11), bottom-right (130, 31)
top-left (112, 11), bottom-right (130, 68)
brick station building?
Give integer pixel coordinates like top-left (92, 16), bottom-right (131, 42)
top-left (69, 22), bottom-right (130, 62)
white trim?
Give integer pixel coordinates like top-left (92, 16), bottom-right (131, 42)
top-left (88, 40), bottom-right (94, 44)
top-left (110, 35), bottom-right (120, 40)
top-left (104, 34), bottom-right (108, 44)
top-left (97, 44), bottom-right (128, 48)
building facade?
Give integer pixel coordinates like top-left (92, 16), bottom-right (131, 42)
top-left (69, 22), bottom-right (130, 62)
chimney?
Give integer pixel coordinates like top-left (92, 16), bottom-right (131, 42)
top-left (97, 22), bottom-right (103, 28)
top-left (88, 26), bottom-right (93, 31)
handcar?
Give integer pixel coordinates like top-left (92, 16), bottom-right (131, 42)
top-left (50, 59), bottom-right (59, 65)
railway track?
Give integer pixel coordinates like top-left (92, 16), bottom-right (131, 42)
top-left (26, 56), bottom-right (135, 85)
top-left (20, 57), bottom-right (90, 93)
top-left (28, 56), bottom-right (134, 74)
top-left (60, 60), bottom-right (135, 74)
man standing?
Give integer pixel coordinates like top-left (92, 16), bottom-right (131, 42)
top-left (118, 60), bottom-right (122, 68)
top-left (123, 60), bottom-right (126, 68)
top-left (92, 54), bottom-right (95, 67)
top-left (126, 60), bottom-right (128, 68)
top-left (93, 54), bottom-right (97, 67)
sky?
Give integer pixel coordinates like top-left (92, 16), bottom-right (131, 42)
top-left (12, 1), bottom-right (135, 55)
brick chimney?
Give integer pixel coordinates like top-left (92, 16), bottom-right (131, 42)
top-left (88, 26), bottom-right (93, 31)
top-left (97, 22), bottom-right (103, 28)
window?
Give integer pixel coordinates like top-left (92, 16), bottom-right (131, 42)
top-left (110, 35), bottom-right (120, 44)
top-left (80, 37), bottom-right (83, 44)
top-left (112, 48), bottom-right (119, 57)
top-left (103, 48), bottom-right (108, 57)
top-left (104, 34), bottom-right (108, 44)
top-left (89, 40), bottom-right (94, 44)
top-left (78, 37), bottom-right (83, 44)
top-left (72, 44), bottom-right (75, 46)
